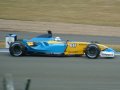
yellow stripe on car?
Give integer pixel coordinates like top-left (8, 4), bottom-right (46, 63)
top-left (27, 42), bottom-right (34, 46)
top-left (65, 42), bottom-right (89, 55)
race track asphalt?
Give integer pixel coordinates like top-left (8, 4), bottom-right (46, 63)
top-left (0, 52), bottom-right (120, 90)
top-left (0, 33), bottom-right (120, 90)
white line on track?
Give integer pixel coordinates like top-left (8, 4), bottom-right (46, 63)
top-left (0, 48), bottom-right (9, 52)
top-left (115, 52), bottom-right (120, 56)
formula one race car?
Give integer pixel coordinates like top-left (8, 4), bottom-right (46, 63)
top-left (9, 31), bottom-right (115, 59)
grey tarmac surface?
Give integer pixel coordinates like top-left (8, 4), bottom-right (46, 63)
top-left (0, 52), bottom-right (120, 90)
top-left (0, 32), bottom-right (120, 90)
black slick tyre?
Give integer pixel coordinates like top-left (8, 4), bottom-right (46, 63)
top-left (9, 41), bottom-right (26, 56)
top-left (85, 44), bottom-right (100, 59)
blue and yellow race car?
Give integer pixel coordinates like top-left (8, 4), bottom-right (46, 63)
top-left (9, 31), bottom-right (115, 59)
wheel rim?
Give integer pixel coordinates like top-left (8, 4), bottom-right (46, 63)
top-left (12, 45), bottom-right (22, 56)
top-left (87, 47), bottom-right (98, 58)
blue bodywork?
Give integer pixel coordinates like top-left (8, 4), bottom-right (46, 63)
top-left (22, 35), bottom-right (67, 55)
top-left (103, 48), bottom-right (115, 53)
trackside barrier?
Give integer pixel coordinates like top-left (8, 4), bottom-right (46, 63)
top-left (3, 74), bottom-right (15, 90)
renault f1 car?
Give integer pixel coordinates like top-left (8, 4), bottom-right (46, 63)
top-left (9, 31), bottom-right (115, 59)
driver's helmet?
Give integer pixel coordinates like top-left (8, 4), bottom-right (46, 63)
top-left (55, 37), bottom-right (61, 41)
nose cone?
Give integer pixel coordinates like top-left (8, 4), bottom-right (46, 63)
top-left (100, 48), bottom-right (115, 58)
top-left (105, 48), bottom-right (115, 52)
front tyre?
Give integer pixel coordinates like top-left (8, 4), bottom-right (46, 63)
top-left (85, 44), bottom-right (100, 59)
top-left (9, 41), bottom-right (26, 56)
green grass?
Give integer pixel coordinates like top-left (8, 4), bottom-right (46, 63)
top-left (0, 0), bottom-right (120, 26)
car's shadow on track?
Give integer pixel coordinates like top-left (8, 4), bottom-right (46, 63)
top-left (12, 54), bottom-right (116, 60)
top-left (1, 52), bottom-right (117, 61)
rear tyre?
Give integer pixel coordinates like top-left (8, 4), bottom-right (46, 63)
top-left (85, 44), bottom-right (100, 59)
top-left (9, 41), bottom-right (26, 56)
